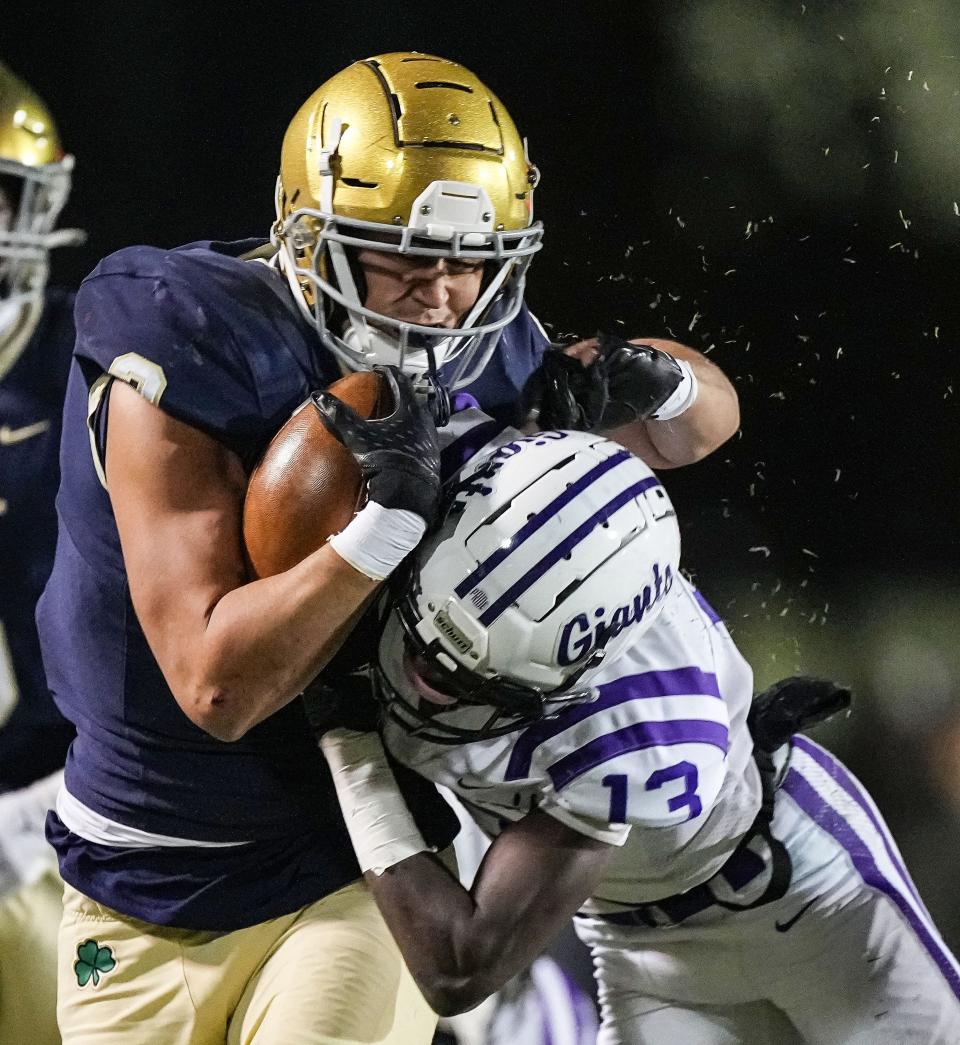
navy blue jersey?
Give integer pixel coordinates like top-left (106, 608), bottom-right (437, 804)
top-left (37, 239), bottom-right (549, 930)
top-left (0, 288), bottom-right (77, 792)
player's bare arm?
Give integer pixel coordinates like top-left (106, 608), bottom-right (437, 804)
top-left (369, 811), bottom-right (611, 1016)
top-left (562, 336), bottom-right (739, 468)
top-left (106, 380), bottom-right (380, 742)
top-left (320, 726), bottom-right (613, 1017)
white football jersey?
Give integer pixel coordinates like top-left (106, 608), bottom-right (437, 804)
top-left (380, 571), bottom-right (761, 907)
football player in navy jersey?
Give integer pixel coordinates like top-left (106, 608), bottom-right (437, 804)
top-left (0, 59), bottom-right (84, 1045)
top-left (37, 52), bottom-right (739, 1044)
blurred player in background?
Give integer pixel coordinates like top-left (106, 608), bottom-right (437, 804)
top-left (0, 58), bottom-right (83, 1045)
top-left (317, 422), bottom-right (960, 1045)
top-left (37, 52), bottom-right (737, 1042)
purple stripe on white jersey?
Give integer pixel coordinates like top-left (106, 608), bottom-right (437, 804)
top-left (477, 476), bottom-right (662, 627)
top-left (781, 765), bottom-right (960, 1000)
top-left (454, 448), bottom-right (633, 598)
top-left (547, 719), bottom-right (729, 791)
top-left (692, 587), bottom-right (723, 625)
top-left (505, 666), bottom-right (721, 780)
top-left (792, 736), bottom-right (928, 914)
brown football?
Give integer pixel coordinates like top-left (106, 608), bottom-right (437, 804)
top-left (242, 370), bottom-right (391, 578)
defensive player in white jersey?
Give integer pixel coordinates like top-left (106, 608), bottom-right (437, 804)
top-left (318, 421), bottom-right (960, 1045)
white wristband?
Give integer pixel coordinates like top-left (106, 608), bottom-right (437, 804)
top-left (329, 501), bottom-right (426, 581)
top-left (320, 728), bottom-right (430, 875)
top-left (650, 359), bottom-right (699, 421)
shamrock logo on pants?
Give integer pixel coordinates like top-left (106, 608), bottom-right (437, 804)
top-left (74, 939), bottom-right (117, 987)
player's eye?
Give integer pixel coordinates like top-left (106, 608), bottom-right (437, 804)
top-left (445, 259), bottom-right (485, 277)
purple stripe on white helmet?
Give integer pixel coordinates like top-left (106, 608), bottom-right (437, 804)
top-left (454, 447), bottom-right (633, 598)
top-left (477, 476), bottom-right (662, 627)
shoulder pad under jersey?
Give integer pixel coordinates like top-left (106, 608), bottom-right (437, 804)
top-left (73, 241), bottom-right (335, 461)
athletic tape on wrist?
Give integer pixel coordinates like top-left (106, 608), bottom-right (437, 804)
top-left (650, 359), bottom-right (699, 421)
top-left (320, 729), bottom-right (430, 875)
top-left (329, 501), bottom-right (426, 581)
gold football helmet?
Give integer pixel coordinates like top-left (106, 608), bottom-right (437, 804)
top-left (273, 52), bottom-right (543, 392)
top-left (0, 60), bottom-right (82, 325)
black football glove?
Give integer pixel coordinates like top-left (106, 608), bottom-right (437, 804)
top-left (301, 668), bottom-right (381, 736)
top-left (521, 345), bottom-right (606, 431)
top-left (312, 365), bottom-right (441, 523)
top-left (522, 333), bottom-right (687, 432)
top-left (748, 676), bottom-right (852, 754)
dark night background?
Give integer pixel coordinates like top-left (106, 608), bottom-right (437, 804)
top-left (7, 1), bottom-right (960, 949)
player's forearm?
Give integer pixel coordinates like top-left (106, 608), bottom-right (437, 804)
top-left (364, 855), bottom-right (537, 1017)
top-left (363, 811), bottom-right (611, 1017)
top-left (184, 545), bottom-right (378, 741)
top-left (322, 731), bottom-right (595, 1016)
top-left (606, 339), bottom-right (739, 468)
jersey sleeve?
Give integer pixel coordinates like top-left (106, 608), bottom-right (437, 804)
top-left (537, 714), bottom-right (730, 846)
top-left (73, 247), bottom-right (261, 459)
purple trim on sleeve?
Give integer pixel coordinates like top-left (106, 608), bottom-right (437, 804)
top-left (505, 666), bottom-right (721, 780)
top-left (692, 587), bottom-right (723, 625)
top-left (454, 449), bottom-right (633, 598)
top-left (546, 719), bottom-right (729, 791)
top-left (477, 476), bottom-right (661, 627)
top-left (782, 765), bottom-right (960, 1000)
top-left (792, 736), bottom-right (927, 913)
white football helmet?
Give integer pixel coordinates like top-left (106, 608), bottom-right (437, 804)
top-left (377, 430), bottom-right (682, 742)
top-left (272, 52), bottom-right (543, 397)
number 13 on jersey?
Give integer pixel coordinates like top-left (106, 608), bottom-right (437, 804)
top-left (602, 761), bottom-right (702, 824)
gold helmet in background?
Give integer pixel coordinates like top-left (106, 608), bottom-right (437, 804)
top-left (0, 60), bottom-right (82, 331)
top-left (273, 52), bottom-right (543, 391)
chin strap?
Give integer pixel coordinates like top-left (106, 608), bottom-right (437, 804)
top-left (423, 343), bottom-right (452, 427)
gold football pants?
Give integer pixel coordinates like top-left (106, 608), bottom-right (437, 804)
top-left (57, 877), bottom-right (436, 1045)
top-left (0, 863), bottom-right (63, 1045)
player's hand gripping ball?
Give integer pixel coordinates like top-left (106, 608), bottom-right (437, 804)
top-left (311, 365), bottom-right (441, 523)
top-left (242, 370), bottom-right (390, 578)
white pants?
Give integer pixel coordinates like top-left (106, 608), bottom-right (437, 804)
top-left (576, 738), bottom-right (960, 1044)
